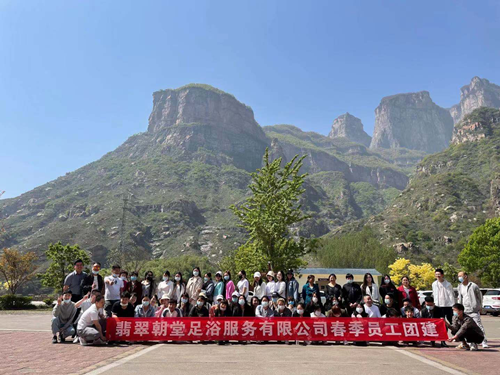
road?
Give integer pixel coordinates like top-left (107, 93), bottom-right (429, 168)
top-left (0, 311), bottom-right (498, 375)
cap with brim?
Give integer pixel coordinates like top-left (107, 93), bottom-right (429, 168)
top-left (254, 271), bottom-right (261, 278)
top-left (266, 271), bottom-right (275, 278)
top-left (216, 294), bottom-right (223, 300)
top-left (160, 293), bottom-right (170, 301)
top-left (232, 291), bottom-right (240, 297)
top-left (216, 271), bottom-right (223, 276)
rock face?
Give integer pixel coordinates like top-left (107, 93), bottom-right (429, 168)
top-left (328, 113), bottom-right (371, 147)
top-left (449, 77), bottom-right (500, 124)
top-left (370, 91), bottom-right (454, 153)
top-left (452, 107), bottom-right (500, 145)
top-left (148, 84), bottom-right (268, 171)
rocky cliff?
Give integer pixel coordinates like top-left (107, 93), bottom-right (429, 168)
top-left (370, 91), bottom-right (454, 153)
top-left (449, 77), bottom-right (500, 124)
top-left (452, 107), bottom-right (500, 145)
top-left (147, 84), bottom-right (268, 171)
top-left (328, 113), bottom-right (372, 147)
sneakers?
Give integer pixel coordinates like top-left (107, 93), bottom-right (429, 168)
top-left (470, 343), bottom-right (478, 351)
top-left (52, 335), bottom-right (57, 344)
top-left (440, 341), bottom-right (449, 348)
top-left (73, 337), bottom-right (80, 344)
top-left (456, 342), bottom-right (470, 350)
top-left (482, 342), bottom-right (489, 349)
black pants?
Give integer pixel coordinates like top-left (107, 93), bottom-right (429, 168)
top-left (461, 331), bottom-right (484, 344)
top-left (441, 307), bottom-right (453, 324)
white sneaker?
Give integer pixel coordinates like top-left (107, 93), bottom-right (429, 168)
top-left (482, 342), bottom-right (489, 349)
top-left (73, 337), bottom-right (80, 344)
top-left (470, 343), bottom-right (478, 351)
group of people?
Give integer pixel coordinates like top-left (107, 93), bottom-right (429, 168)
top-left (51, 261), bottom-right (488, 350)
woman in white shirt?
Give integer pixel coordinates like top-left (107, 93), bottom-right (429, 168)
top-left (275, 270), bottom-right (286, 299)
top-left (252, 272), bottom-right (267, 299)
top-left (361, 272), bottom-right (380, 305)
top-left (265, 271), bottom-right (276, 298)
top-left (237, 270), bottom-right (250, 298)
top-left (157, 270), bottom-right (174, 300)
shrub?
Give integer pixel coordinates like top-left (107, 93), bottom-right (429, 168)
top-left (0, 294), bottom-right (34, 310)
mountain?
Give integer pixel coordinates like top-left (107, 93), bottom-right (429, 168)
top-left (328, 113), bottom-right (371, 147)
top-left (449, 77), bottom-right (500, 124)
top-left (355, 107), bottom-right (500, 265)
top-left (370, 91), bottom-right (454, 154)
top-left (0, 84), bottom-right (414, 264)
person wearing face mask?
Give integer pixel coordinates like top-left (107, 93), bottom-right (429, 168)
top-left (420, 296), bottom-right (443, 347)
top-left (457, 271), bottom-right (488, 348)
top-left (287, 297), bottom-right (296, 314)
top-left (326, 297), bottom-right (348, 317)
top-left (81, 262), bottom-right (104, 296)
top-left (274, 298), bottom-right (292, 317)
top-left (141, 271), bottom-right (156, 300)
top-left (255, 296), bottom-right (275, 317)
top-left (224, 271), bottom-right (235, 301)
top-left (214, 299), bottom-right (232, 317)
top-left (379, 274), bottom-right (400, 310)
top-left (186, 267), bottom-right (203, 304)
top-left (446, 303), bottom-right (484, 351)
top-left (270, 292), bottom-right (280, 311)
top-left (135, 296), bottom-right (156, 318)
top-left (202, 272), bottom-right (215, 303)
top-left (237, 270), bottom-right (250, 298)
top-left (311, 306), bottom-right (326, 318)
top-left (119, 271), bottom-right (129, 292)
top-left (234, 295), bottom-right (254, 317)
top-left (252, 272), bottom-right (266, 300)
top-left (266, 271), bottom-right (277, 298)
top-left (155, 294), bottom-right (171, 317)
top-left (157, 270), bottom-right (174, 301)
top-left (111, 291), bottom-right (135, 318)
top-left (275, 271), bottom-right (286, 299)
top-left (213, 271), bottom-right (225, 300)
top-left (51, 291), bottom-right (77, 343)
top-left (305, 291), bottom-right (324, 316)
top-left (302, 274), bottom-right (320, 305)
top-left (179, 292), bottom-right (191, 316)
top-left (325, 273), bottom-right (342, 311)
top-left (172, 272), bottom-right (186, 305)
top-left (293, 303), bottom-right (306, 317)
top-left (230, 291), bottom-right (240, 314)
top-left (380, 293), bottom-right (401, 318)
top-left (189, 296), bottom-right (209, 317)
top-left (128, 272), bottom-right (142, 307)
top-left (342, 273), bottom-right (362, 315)
top-left (104, 264), bottom-right (124, 317)
top-left (351, 302), bottom-right (368, 318)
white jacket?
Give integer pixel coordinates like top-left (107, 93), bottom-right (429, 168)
top-left (432, 279), bottom-right (455, 307)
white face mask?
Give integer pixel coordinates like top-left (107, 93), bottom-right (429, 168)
top-left (163, 276), bottom-right (169, 281)
top-left (278, 305), bottom-right (285, 311)
top-left (356, 307), bottom-right (364, 314)
top-left (312, 297), bottom-right (318, 303)
top-left (297, 309), bottom-right (304, 315)
top-left (315, 310), bottom-right (322, 316)
top-left (384, 278), bottom-right (390, 284)
top-left (175, 276), bottom-right (181, 282)
top-left (193, 271), bottom-right (199, 277)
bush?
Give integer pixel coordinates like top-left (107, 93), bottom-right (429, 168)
top-left (0, 294), bottom-right (35, 310)
top-left (44, 297), bottom-right (55, 307)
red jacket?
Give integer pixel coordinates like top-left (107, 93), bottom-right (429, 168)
top-left (397, 285), bottom-right (420, 309)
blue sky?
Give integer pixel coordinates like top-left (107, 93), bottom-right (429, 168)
top-left (1, 0), bottom-right (499, 199)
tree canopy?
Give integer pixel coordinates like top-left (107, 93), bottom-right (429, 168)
top-left (0, 248), bottom-right (37, 295)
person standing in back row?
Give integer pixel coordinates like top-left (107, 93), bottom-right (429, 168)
top-left (186, 267), bottom-right (203, 304)
top-left (104, 265), bottom-right (124, 317)
top-left (64, 259), bottom-right (87, 303)
top-left (342, 273), bottom-right (362, 314)
top-left (432, 268), bottom-right (455, 347)
top-left (285, 269), bottom-right (299, 304)
top-left (457, 271), bottom-right (488, 348)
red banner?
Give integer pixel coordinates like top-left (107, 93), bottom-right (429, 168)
top-left (106, 317), bottom-right (448, 342)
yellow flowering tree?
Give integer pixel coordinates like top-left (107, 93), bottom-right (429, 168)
top-left (389, 258), bottom-right (435, 290)
top-left (388, 258), bottom-right (410, 284)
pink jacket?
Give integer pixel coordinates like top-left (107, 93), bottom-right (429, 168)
top-left (225, 280), bottom-right (235, 300)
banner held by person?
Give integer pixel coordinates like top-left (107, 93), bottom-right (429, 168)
top-left (107, 317), bottom-right (447, 342)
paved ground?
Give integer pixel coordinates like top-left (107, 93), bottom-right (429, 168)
top-left (0, 311), bottom-right (498, 375)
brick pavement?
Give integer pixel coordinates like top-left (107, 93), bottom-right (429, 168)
top-left (0, 331), bottom-right (139, 375)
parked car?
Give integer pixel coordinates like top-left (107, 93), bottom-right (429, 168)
top-left (418, 290), bottom-right (433, 306)
top-left (482, 289), bottom-right (500, 316)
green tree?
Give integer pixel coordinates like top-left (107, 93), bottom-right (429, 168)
top-left (40, 242), bottom-right (91, 292)
top-left (459, 218), bottom-right (500, 287)
top-left (0, 248), bottom-right (38, 294)
top-left (141, 255), bottom-right (216, 281)
top-left (229, 149), bottom-right (314, 272)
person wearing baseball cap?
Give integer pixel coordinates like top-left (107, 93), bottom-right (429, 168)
top-left (209, 294), bottom-right (224, 317)
top-left (253, 271), bottom-right (266, 299)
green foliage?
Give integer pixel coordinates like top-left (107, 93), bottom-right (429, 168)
top-left (140, 255), bottom-right (216, 281)
top-left (459, 218), bottom-right (500, 287)
top-left (230, 149), bottom-right (314, 271)
top-left (0, 294), bottom-right (34, 310)
top-left (40, 242), bottom-right (91, 293)
top-left (317, 228), bottom-right (397, 274)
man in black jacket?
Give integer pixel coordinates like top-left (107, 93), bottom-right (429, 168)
top-left (420, 296), bottom-right (445, 347)
top-left (342, 273), bottom-right (362, 314)
top-left (81, 262), bottom-right (104, 295)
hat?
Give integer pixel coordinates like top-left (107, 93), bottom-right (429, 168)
top-left (216, 294), bottom-right (223, 300)
top-left (266, 270), bottom-right (275, 278)
top-left (287, 269), bottom-right (294, 275)
top-left (272, 292), bottom-right (279, 298)
top-left (277, 298), bottom-right (286, 304)
top-left (231, 291), bottom-right (240, 297)
top-left (199, 291), bottom-right (207, 299)
top-left (254, 271), bottom-right (261, 278)
top-left (160, 293), bottom-right (170, 301)
top-left (215, 271), bottom-right (223, 277)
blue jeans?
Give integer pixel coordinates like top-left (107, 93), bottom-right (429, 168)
top-left (51, 317), bottom-right (75, 338)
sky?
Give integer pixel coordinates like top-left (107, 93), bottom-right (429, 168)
top-left (1, 0), bottom-right (500, 199)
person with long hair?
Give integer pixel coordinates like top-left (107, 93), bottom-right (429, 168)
top-left (186, 267), bottom-right (203, 305)
top-left (379, 274), bottom-right (400, 309)
top-left (302, 274), bottom-right (320, 305)
top-left (224, 271), bottom-right (235, 300)
top-left (157, 270), bottom-right (173, 301)
top-left (305, 290), bottom-right (324, 315)
top-left (255, 296), bottom-right (274, 317)
top-left (213, 271), bottom-right (225, 299)
top-left (234, 294), bottom-right (254, 317)
top-left (361, 272), bottom-right (381, 306)
top-left (128, 271), bottom-right (142, 307)
top-left (275, 270), bottom-right (286, 299)
top-left (172, 272), bottom-right (186, 305)
top-left (141, 271), bottom-right (156, 300)
top-left (250, 296), bottom-right (261, 313)
top-left (252, 272), bottom-right (266, 300)
top-left (398, 275), bottom-right (420, 309)
top-left (237, 270), bottom-right (250, 298)
top-left (179, 292), bottom-right (191, 317)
